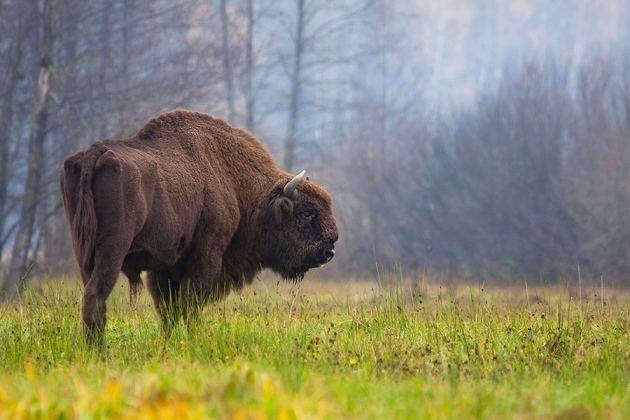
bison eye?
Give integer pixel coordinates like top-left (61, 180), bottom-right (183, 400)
top-left (298, 209), bottom-right (316, 222)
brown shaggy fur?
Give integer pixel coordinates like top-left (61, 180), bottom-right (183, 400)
top-left (60, 110), bottom-right (338, 343)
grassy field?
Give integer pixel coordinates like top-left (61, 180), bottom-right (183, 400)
top-left (0, 276), bottom-right (628, 419)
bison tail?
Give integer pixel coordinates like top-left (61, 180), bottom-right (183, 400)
top-left (60, 147), bottom-right (105, 276)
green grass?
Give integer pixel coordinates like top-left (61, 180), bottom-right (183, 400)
top-left (0, 278), bottom-right (628, 418)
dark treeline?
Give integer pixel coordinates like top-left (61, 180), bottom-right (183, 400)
top-left (1, 0), bottom-right (629, 291)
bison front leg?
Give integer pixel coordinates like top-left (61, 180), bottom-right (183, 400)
top-left (147, 269), bottom-right (182, 335)
top-left (180, 248), bottom-right (226, 330)
top-left (122, 267), bottom-right (143, 306)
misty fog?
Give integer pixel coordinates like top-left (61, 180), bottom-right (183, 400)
top-left (1, 0), bottom-right (630, 291)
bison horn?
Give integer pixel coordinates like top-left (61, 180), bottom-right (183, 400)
top-left (283, 170), bottom-right (307, 198)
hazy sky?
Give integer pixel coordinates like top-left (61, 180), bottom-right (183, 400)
top-left (409, 0), bottom-right (628, 106)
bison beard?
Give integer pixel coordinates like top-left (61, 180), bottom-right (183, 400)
top-left (60, 110), bottom-right (338, 345)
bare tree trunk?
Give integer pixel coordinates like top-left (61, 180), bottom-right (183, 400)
top-left (117, 0), bottom-right (133, 135)
top-left (2, 0), bottom-right (54, 296)
top-left (97, 0), bottom-right (111, 138)
top-left (244, 0), bottom-right (255, 131)
top-left (220, 0), bottom-right (235, 122)
top-left (42, 4), bottom-right (81, 270)
top-left (283, 0), bottom-right (305, 172)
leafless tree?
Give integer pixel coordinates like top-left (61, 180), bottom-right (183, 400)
top-left (243, 0), bottom-right (255, 130)
top-left (4, 0), bottom-right (55, 295)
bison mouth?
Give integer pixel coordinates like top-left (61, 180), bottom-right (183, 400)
top-left (275, 244), bottom-right (335, 283)
top-left (306, 244), bottom-right (335, 268)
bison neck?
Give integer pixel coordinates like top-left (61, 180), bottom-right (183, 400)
top-left (197, 119), bottom-right (291, 288)
top-left (220, 166), bottom-right (284, 290)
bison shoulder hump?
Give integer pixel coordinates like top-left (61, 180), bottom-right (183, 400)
top-left (137, 109), bottom-right (227, 140)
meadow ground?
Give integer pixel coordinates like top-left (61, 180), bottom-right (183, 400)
top-left (0, 275), bottom-right (628, 419)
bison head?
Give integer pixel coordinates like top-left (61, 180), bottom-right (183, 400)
top-left (262, 170), bottom-right (338, 281)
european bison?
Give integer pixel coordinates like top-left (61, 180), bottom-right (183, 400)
top-left (60, 110), bottom-right (338, 343)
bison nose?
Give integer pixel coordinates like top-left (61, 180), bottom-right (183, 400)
top-left (324, 248), bottom-right (335, 262)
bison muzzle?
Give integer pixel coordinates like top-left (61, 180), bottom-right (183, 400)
top-left (60, 110), bottom-right (338, 344)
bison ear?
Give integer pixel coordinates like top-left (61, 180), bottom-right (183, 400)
top-left (271, 196), bottom-right (294, 225)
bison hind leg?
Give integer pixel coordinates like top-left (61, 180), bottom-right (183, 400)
top-left (83, 256), bottom-right (124, 348)
top-left (83, 296), bottom-right (106, 349)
